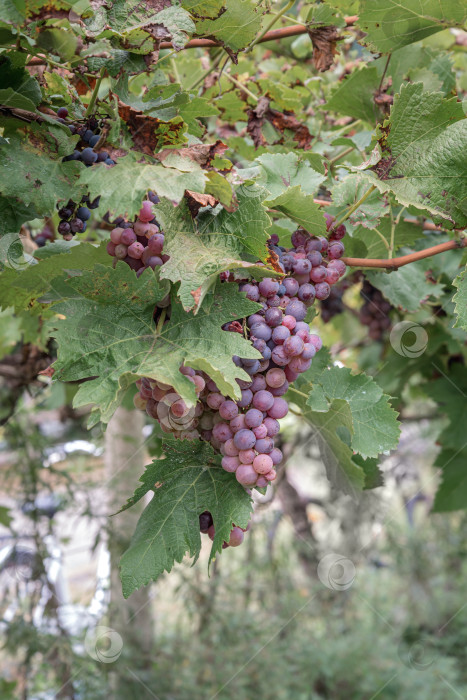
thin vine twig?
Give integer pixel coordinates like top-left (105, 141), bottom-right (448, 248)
top-left (343, 238), bottom-right (467, 270)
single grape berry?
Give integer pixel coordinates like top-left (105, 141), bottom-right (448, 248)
top-left (56, 107), bottom-right (69, 119)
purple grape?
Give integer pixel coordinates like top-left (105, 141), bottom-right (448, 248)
top-left (236, 464), bottom-right (258, 486)
top-left (265, 368), bottom-right (286, 388)
top-left (250, 374), bottom-right (267, 392)
top-left (270, 380), bottom-right (289, 396)
top-left (283, 278), bottom-right (299, 296)
top-left (301, 343), bottom-right (316, 360)
top-left (328, 242), bottom-right (344, 259)
top-left (233, 429), bottom-right (256, 450)
top-left (315, 282), bottom-right (331, 300)
top-left (229, 527), bottom-right (245, 546)
top-left (229, 414), bottom-right (246, 433)
top-left (259, 278), bottom-right (280, 298)
top-left (239, 449), bottom-right (256, 464)
top-left (81, 147), bottom-right (98, 165)
top-left (57, 106), bottom-right (68, 118)
top-left (309, 334), bottom-right (322, 351)
top-left (270, 448), bottom-right (283, 465)
top-left (222, 456), bottom-right (240, 472)
top-left (252, 390), bottom-right (274, 411)
top-left (265, 308), bottom-right (283, 327)
top-left (250, 323), bottom-right (272, 341)
top-left (121, 229), bottom-right (137, 245)
top-left (272, 326), bottom-right (290, 345)
top-left (306, 250), bottom-right (322, 267)
top-left (291, 230), bottom-right (308, 248)
top-left (266, 295), bottom-right (281, 308)
top-left (293, 258), bottom-right (312, 275)
top-left (244, 408), bottom-right (263, 428)
top-left (263, 417), bottom-right (280, 437)
top-left (283, 335), bottom-right (305, 357)
top-left (219, 400), bottom-right (239, 421)
top-left (238, 389), bottom-right (253, 408)
top-left (253, 424), bottom-right (268, 439)
top-left (254, 437), bottom-right (274, 454)
top-left (285, 299), bottom-right (307, 321)
top-left (243, 360), bottom-right (261, 375)
top-left (248, 314), bottom-right (264, 327)
top-left (268, 397), bottom-right (288, 419)
top-left (271, 345), bottom-right (290, 366)
top-left (212, 422), bottom-right (233, 443)
top-left (241, 283), bottom-right (260, 302)
top-left (310, 266), bottom-right (327, 283)
top-left (298, 284), bottom-right (315, 304)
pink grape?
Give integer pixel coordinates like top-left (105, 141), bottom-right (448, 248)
top-left (252, 390), bottom-right (274, 411)
top-left (239, 449), bottom-right (256, 464)
top-left (233, 429), bottom-right (256, 450)
top-left (253, 453), bottom-right (273, 474)
top-left (268, 398), bottom-right (288, 419)
top-left (245, 408), bottom-right (263, 428)
top-left (222, 456), bottom-right (240, 472)
top-left (266, 368), bottom-right (286, 388)
top-left (229, 527), bottom-right (245, 547)
top-left (219, 400), bottom-right (239, 421)
top-left (236, 464), bottom-right (258, 486)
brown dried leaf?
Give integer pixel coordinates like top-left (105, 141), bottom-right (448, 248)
top-left (308, 26), bottom-right (340, 72)
top-left (247, 96), bottom-right (313, 150)
top-left (184, 190), bottom-right (218, 217)
top-left (157, 141), bottom-right (228, 168)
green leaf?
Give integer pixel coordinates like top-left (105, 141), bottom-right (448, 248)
top-left (358, 0), bottom-right (467, 53)
top-left (104, 1), bottom-right (194, 48)
top-left (344, 218), bottom-right (424, 259)
top-left (266, 186), bottom-right (327, 234)
top-left (255, 152), bottom-right (325, 200)
top-left (0, 54), bottom-right (42, 110)
top-left (432, 448), bottom-right (467, 512)
top-left (120, 439), bottom-right (253, 596)
top-left (181, 0), bottom-right (225, 18)
top-left (452, 267), bottom-right (467, 330)
top-left (194, 0), bottom-right (261, 55)
top-left (0, 0), bottom-right (26, 24)
top-left (331, 173), bottom-right (386, 232)
top-left (0, 504), bottom-right (12, 528)
top-left (306, 366), bottom-right (400, 458)
top-left (325, 65), bottom-right (380, 124)
top-left (0, 241), bottom-right (111, 312)
top-left (36, 28), bottom-right (78, 62)
top-left (0, 129), bottom-right (82, 216)
top-left (0, 307), bottom-right (21, 358)
top-left (357, 83), bottom-right (467, 228)
top-left (51, 267), bottom-right (261, 424)
top-left (366, 263), bottom-right (445, 313)
top-left (77, 156), bottom-right (206, 220)
top-left (156, 192), bottom-right (271, 312)
top-left (0, 195), bottom-right (37, 236)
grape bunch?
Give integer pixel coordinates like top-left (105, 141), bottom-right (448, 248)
top-left (359, 280), bottom-right (393, 340)
top-left (319, 276), bottom-right (355, 323)
top-left (133, 220), bottom-right (348, 492)
top-left (105, 194), bottom-right (170, 277)
top-left (54, 108), bottom-right (116, 240)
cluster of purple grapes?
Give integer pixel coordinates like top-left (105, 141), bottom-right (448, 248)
top-left (55, 108), bottom-right (115, 240)
top-left (359, 280), bottom-right (393, 340)
top-left (105, 194), bottom-right (169, 276)
top-left (133, 221), bottom-right (347, 492)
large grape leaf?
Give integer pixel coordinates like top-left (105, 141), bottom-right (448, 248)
top-left (452, 267), bottom-right (467, 331)
top-left (0, 129), bottom-right (82, 216)
top-left (306, 365), bottom-right (401, 459)
top-left (51, 264), bottom-right (262, 425)
top-left (156, 190), bottom-right (272, 312)
top-left (77, 155), bottom-right (206, 221)
top-left (356, 83), bottom-right (467, 228)
top-left (0, 241), bottom-right (111, 312)
top-left (358, 0), bottom-right (467, 53)
top-left (325, 65), bottom-right (380, 124)
top-left (120, 440), bottom-right (253, 597)
top-left (194, 0), bottom-right (261, 56)
top-left (343, 218), bottom-right (424, 259)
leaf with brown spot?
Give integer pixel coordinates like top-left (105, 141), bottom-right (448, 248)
top-left (246, 96), bottom-right (313, 150)
top-left (157, 140), bottom-right (228, 168)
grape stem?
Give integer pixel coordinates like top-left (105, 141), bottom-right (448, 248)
top-left (156, 307), bottom-right (167, 334)
top-left (343, 237), bottom-right (467, 270)
top-left (334, 185), bottom-right (376, 228)
top-left (84, 67), bottom-right (106, 117)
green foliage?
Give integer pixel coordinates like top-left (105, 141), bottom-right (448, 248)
top-left (452, 267), bottom-right (467, 330)
top-left (120, 440), bottom-right (253, 596)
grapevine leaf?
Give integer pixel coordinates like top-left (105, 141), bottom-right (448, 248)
top-left (366, 263), bottom-right (445, 313)
top-left (0, 241), bottom-right (111, 312)
top-left (0, 54), bottom-right (42, 110)
top-left (432, 449), bottom-right (467, 512)
top-left (120, 440), bottom-right (253, 597)
top-left (104, 1), bottom-right (194, 49)
top-left (0, 307), bottom-right (22, 359)
top-left (181, 0), bottom-right (225, 18)
top-left (255, 152), bottom-right (325, 200)
top-left (452, 267), bottom-right (467, 330)
top-left (51, 266), bottom-right (261, 425)
top-left (325, 65), bottom-right (380, 124)
top-left (0, 129), bottom-right (82, 216)
top-left (358, 0), bottom-right (467, 53)
top-left (77, 156), bottom-right (206, 220)
top-left (357, 83), bottom-right (467, 228)
top-left (194, 0), bottom-right (261, 56)
top-left (306, 366), bottom-right (401, 459)
top-left (0, 0), bottom-right (26, 24)
top-left (36, 28), bottom-right (78, 62)
top-left (265, 187), bottom-right (327, 234)
top-left (156, 194), bottom-right (272, 312)
top-left (343, 218), bottom-right (424, 259)
top-left (0, 195), bottom-right (38, 236)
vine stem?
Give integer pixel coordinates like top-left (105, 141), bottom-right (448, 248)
top-left (84, 67), bottom-right (105, 117)
top-left (288, 387), bottom-right (309, 400)
top-left (245, 0), bottom-right (296, 53)
top-left (328, 146), bottom-right (354, 166)
top-left (224, 72), bottom-right (259, 101)
top-left (334, 185), bottom-right (376, 227)
top-left (156, 307), bottom-right (167, 334)
top-left (343, 238), bottom-right (467, 270)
